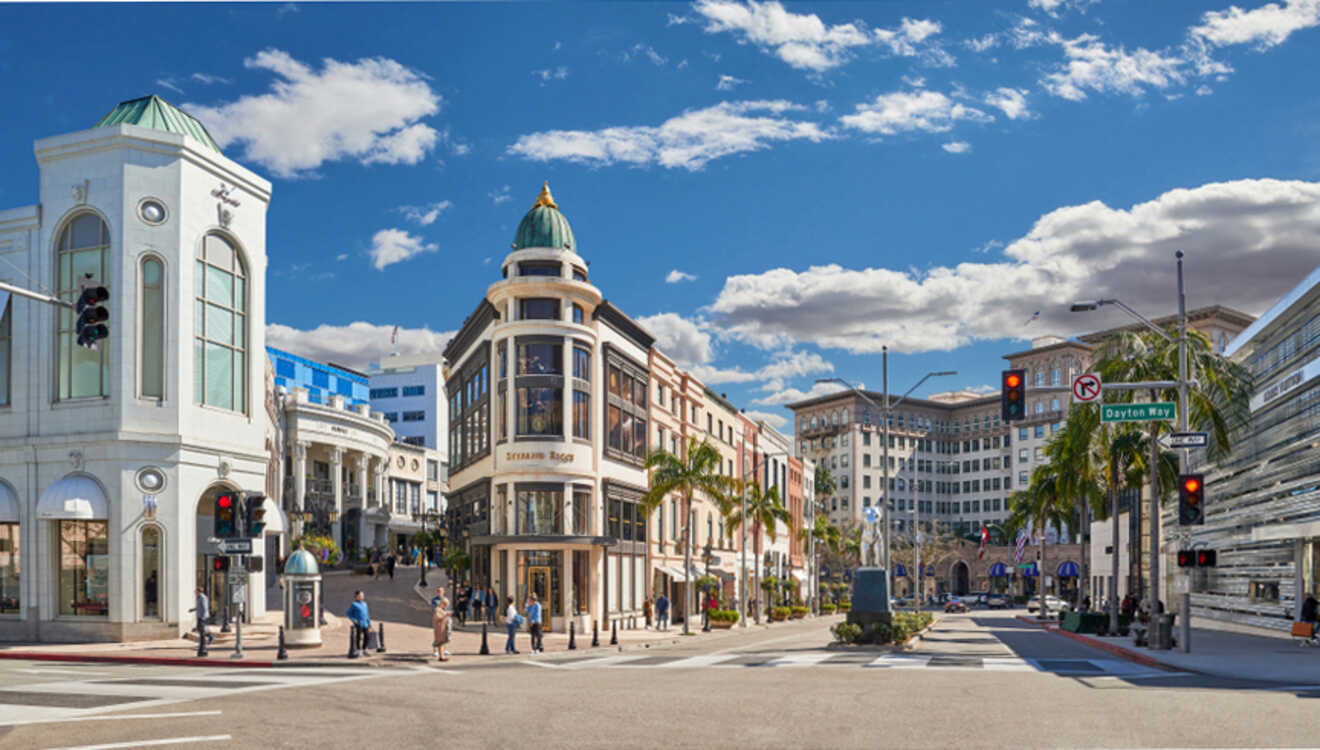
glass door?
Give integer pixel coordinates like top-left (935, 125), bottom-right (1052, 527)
top-left (530, 566), bottom-right (552, 631)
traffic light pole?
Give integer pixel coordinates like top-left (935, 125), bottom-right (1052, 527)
top-left (1176, 252), bottom-right (1192, 654)
top-left (0, 279), bottom-right (74, 309)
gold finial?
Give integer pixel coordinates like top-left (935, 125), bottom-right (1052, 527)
top-left (531, 181), bottom-right (558, 209)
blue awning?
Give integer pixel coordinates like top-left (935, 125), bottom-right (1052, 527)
top-left (988, 562), bottom-right (1008, 577)
top-left (1020, 562), bottom-right (1039, 577)
top-left (1057, 561), bottom-right (1080, 578)
top-left (892, 564), bottom-right (908, 577)
top-left (924, 565), bottom-right (935, 577)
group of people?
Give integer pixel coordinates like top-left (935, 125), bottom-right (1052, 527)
top-left (367, 549), bottom-right (397, 581)
top-left (343, 585), bottom-right (546, 661)
top-left (453, 585), bottom-right (498, 626)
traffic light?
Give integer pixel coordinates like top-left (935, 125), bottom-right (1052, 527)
top-left (1001, 369), bottom-right (1026, 422)
top-left (243, 492), bottom-right (268, 537)
top-left (1197, 550), bottom-right (1217, 568)
top-left (1177, 550), bottom-right (1195, 568)
top-left (75, 278), bottom-right (110, 348)
top-left (1178, 473), bottom-right (1205, 526)
top-left (211, 556), bottom-right (229, 572)
top-left (246, 556), bottom-right (264, 573)
top-left (214, 492), bottom-right (238, 538)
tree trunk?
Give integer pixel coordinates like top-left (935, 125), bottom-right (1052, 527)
top-left (1038, 523), bottom-right (1048, 620)
top-left (1109, 478), bottom-right (1119, 634)
top-left (1078, 498), bottom-right (1088, 612)
top-left (683, 494), bottom-right (693, 635)
top-left (753, 519), bottom-right (762, 623)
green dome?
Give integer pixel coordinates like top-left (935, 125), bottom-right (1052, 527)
top-left (512, 182), bottom-right (575, 251)
top-left (283, 549), bottom-right (319, 576)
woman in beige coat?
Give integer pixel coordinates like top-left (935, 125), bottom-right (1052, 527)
top-left (432, 586), bottom-right (451, 661)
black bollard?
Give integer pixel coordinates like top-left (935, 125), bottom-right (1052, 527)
top-left (277, 626), bottom-right (288, 660)
top-left (480, 623), bottom-right (491, 655)
top-left (376, 622), bottom-right (386, 653)
top-left (568, 621), bottom-right (577, 650)
top-left (348, 624), bottom-right (360, 659)
top-left (591, 620), bottom-right (600, 647)
top-left (197, 619), bottom-right (208, 658)
top-left (610, 619), bottom-right (618, 646)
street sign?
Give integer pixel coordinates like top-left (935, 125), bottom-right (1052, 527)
top-left (1163, 432), bottom-right (1209, 448)
top-left (231, 583), bottom-right (247, 604)
top-left (1072, 373), bottom-right (1102, 403)
top-left (218, 538), bottom-right (253, 555)
top-left (1175, 576), bottom-right (1190, 594)
top-left (1101, 402), bottom-right (1176, 423)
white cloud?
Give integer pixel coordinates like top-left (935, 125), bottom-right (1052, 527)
top-left (667, 269), bottom-right (698, 283)
top-left (902, 75), bottom-right (926, 88)
top-left (814, 99), bottom-right (831, 113)
top-left (841, 90), bottom-right (992, 135)
top-left (1028, 0), bottom-right (1066, 12)
top-left (966, 34), bottom-right (1000, 52)
top-left (692, 0), bottom-right (946, 72)
top-left (1189, 0), bottom-right (1320, 49)
top-left (156, 78), bottom-right (184, 94)
top-left (1040, 33), bottom-right (1187, 100)
top-left (266, 321), bottom-right (454, 371)
top-left (752, 380), bottom-right (846, 407)
top-left (973, 239), bottom-right (1004, 254)
top-left (717, 74), bottom-right (748, 90)
top-left (489, 185), bottom-right (512, 205)
top-left (1195, 84), bottom-right (1213, 95)
top-left (396, 201), bottom-right (453, 226)
top-left (191, 72), bottom-right (232, 85)
top-left (533, 66), bottom-right (570, 82)
top-left (369, 228), bottom-right (438, 271)
top-left (942, 140), bottom-right (971, 153)
top-left (335, 252), bottom-right (349, 261)
top-left (691, 350), bottom-right (834, 392)
top-left (186, 49), bottom-right (441, 178)
top-left (1028, 0), bottom-right (1097, 16)
top-left (668, 13), bottom-right (693, 25)
top-left (741, 409), bottom-right (788, 429)
top-left (960, 384), bottom-right (999, 395)
top-left (626, 43), bottom-right (669, 65)
top-left (508, 100), bottom-right (831, 171)
top-left (985, 87), bottom-right (1032, 119)
top-left (706, 178), bottom-right (1320, 355)
top-left (636, 313), bottom-right (714, 367)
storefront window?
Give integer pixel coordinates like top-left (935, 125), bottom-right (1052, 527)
top-left (518, 387), bottom-right (563, 436)
top-left (518, 342), bottom-right (561, 375)
top-left (0, 523), bottom-right (18, 613)
top-left (58, 520), bottom-right (109, 616)
top-left (517, 550), bottom-right (562, 617)
top-left (517, 487), bottom-right (562, 535)
top-left (572, 488), bottom-right (591, 535)
top-left (142, 525), bottom-right (161, 619)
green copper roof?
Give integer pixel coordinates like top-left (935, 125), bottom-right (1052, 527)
top-left (94, 95), bottom-right (222, 153)
top-left (512, 182), bottom-right (576, 251)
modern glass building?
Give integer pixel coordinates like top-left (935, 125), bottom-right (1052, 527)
top-left (268, 345), bottom-right (369, 407)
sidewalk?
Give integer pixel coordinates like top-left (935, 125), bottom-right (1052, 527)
top-left (1018, 613), bottom-right (1320, 682)
top-left (0, 566), bottom-right (823, 669)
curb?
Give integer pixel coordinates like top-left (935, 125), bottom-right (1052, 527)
top-left (1015, 615), bottom-right (1177, 672)
top-left (0, 649), bottom-right (421, 669)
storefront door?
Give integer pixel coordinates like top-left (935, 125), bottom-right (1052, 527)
top-left (530, 566), bottom-right (552, 630)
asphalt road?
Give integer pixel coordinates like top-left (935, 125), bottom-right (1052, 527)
top-left (3, 610), bottom-right (1318, 749)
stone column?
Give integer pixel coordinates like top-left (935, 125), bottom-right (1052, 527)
top-left (562, 542), bottom-right (574, 635)
top-left (356, 456), bottom-right (369, 554)
top-left (293, 442), bottom-right (308, 539)
top-left (331, 448), bottom-right (343, 549)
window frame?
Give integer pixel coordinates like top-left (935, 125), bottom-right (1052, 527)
top-left (193, 232), bottom-right (248, 414)
top-left (55, 212), bottom-right (112, 402)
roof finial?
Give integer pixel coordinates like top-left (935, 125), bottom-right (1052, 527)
top-left (532, 181), bottom-right (558, 209)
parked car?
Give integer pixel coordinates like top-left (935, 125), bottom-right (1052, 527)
top-left (985, 594), bottom-right (1008, 609)
top-left (1026, 595), bottom-right (1069, 613)
top-left (944, 597), bottom-right (969, 613)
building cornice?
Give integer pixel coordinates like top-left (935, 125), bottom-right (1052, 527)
top-left (594, 300), bottom-right (655, 351)
top-left (444, 299), bottom-right (500, 365)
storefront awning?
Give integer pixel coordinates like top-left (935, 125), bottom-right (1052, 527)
top-left (661, 565), bottom-right (688, 582)
top-left (0, 483), bottom-right (17, 523)
top-left (264, 496), bottom-right (288, 533)
top-left (37, 476), bottom-right (108, 520)
top-left (988, 562), bottom-right (1008, 578)
top-left (1057, 561), bottom-right (1080, 578)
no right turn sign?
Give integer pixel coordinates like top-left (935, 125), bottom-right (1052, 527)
top-left (1072, 373), bottom-right (1102, 403)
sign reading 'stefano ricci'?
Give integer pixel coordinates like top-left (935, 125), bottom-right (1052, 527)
top-left (505, 450), bottom-right (575, 464)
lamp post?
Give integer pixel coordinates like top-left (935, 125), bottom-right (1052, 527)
top-left (1071, 251), bottom-right (1190, 648)
top-left (819, 365), bottom-right (955, 583)
top-left (702, 541), bottom-right (714, 631)
top-left (413, 510), bottom-right (440, 588)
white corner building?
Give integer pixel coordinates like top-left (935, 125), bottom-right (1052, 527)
top-left (0, 96), bottom-right (276, 642)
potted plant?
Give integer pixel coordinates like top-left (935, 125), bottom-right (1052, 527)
top-left (771, 606), bottom-right (791, 621)
top-left (821, 602), bottom-right (837, 614)
top-left (708, 609), bottom-right (738, 629)
top-left (838, 598), bottom-right (852, 612)
top-left (791, 605), bottom-right (809, 619)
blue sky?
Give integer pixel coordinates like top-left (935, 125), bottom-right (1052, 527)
top-left (2, 1), bottom-right (1319, 432)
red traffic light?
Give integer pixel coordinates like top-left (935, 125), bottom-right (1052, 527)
top-left (1177, 550), bottom-right (1195, 568)
top-left (1182, 477), bottom-right (1201, 494)
top-left (217, 494), bottom-right (233, 509)
top-left (1197, 550), bottom-right (1217, 567)
top-left (1005, 373), bottom-right (1021, 388)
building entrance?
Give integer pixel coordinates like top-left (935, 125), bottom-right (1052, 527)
top-left (530, 566), bottom-right (552, 631)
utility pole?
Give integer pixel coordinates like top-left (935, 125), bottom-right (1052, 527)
top-left (882, 347), bottom-right (891, 574)
top-left (1176, 251), bottom-right (1191, 653)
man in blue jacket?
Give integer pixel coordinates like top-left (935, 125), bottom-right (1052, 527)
top-left (347, 590), bottom-right (370, 650)
top-left (526, 594), bottom-right (543, 653)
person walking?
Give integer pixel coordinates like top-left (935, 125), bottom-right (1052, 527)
top-left (486, 587), bottom-right (498, 624)
top-left (431, 586), bottom-right (451, 661)
top-left (504, 596), bottom-right (521, 654)
top-left (456, 586), bottom-right (470, 627)
top-left (188, 587), bottom-right (214, 644)
top-left (369, 549), bottom-right (381, 581)
top-left (526, 594), bottom-right (543, 653)
top-left (347, 590), bottom-right (371, 651)
top-left (471, 586), bottom-right (483, 622)
top-left (386, 552), bottom-right (396, 580)
top-left (656, 592), bottom-right (670, 632)
top-left (644, 596), bottom-right (653, 629)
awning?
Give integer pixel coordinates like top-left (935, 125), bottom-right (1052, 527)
top-left (1252, 518), bottom-right (1320, 542)
top-left (988, 562), bottom-right (1008, 577)
top-left (661, 565), bottom-right (688, 582)
top-left (263, 496), bottom-right (288, 533)
top-left (0, 483), bottom-right (17, 522)
top-left (892, 564), bottom-right (908, 577)
top-left (1057, 561), bottom-right (1080, 578)
top-left (37, 476), bottom-right (108, 520)
top-left (1020, 562), bottom-right (1039, 578)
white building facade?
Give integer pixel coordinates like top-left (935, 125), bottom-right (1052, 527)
top-left (369, 352), bottom-right (448, 455)
top-left (0, 96), bottom-right (276, 642)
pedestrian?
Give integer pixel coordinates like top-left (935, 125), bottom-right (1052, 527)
top-left (504, 596), bottom-right (521, 654)
top-left (1303, 593), bottom-right (1318, 625)
top-left (487, 587), bottom-right (498, 624)
top-left (472, 586), bottom-right (483, 622)
top-left (656, 592), bottom-right (670, 631)
top-left (456, 586), bottom-right (470, 627)
top-left (369, 549), bottom-right (380, 580)
top-left (347, 590), bottom-right (371, 651)
top-left (431, 586), bottom-right (451, 661)
top-left (1120, 593), bottom-right (1135, 618)
top-left (1082, 596), bottom-right (1091, 612)
top-left (188, 587), bottom-right (214, 644)
top-left (468, 585), bottom-right (479, 622)
top-left (386, 552), bottom-right (396, 580)
top-left (644, 596), bottom-right (653, 629)
top-left (526, 593), bottom-right (543, 653)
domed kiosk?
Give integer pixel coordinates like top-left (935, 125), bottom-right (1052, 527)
top-left (282, 549), bottom-right (322, 646)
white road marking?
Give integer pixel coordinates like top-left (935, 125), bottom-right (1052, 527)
top-left (45, 735), bottom-right (231, 750)
top-left (982, 657), bottom-right (1034, 671)
top-left (866, 654), bottom-right (933, 668)
top-left (653, 653), bottom-right (738, 669)
top-left (0, 710), bottom-right (222, 727)
top-left (758, 652), bottom-right (838, 667)
top-left (16, 669), bottom-right (111, 676)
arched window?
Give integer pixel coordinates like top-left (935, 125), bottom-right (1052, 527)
top-left (810, 416), bottom-right (818, 428)
top-left (140, 257), bottom-right (165, 399)
top-left (195, 234), bottom-right (247, 413)
top-left (56, 213), bottom-right (111, 400)
top-left (842, 408), bottom-right (849, 423)
top-left (830, 411), bottom-right (838, 426)
top-left (0, 483), bottom-right (18, 614)
top-left (141, 525), bottom-right (162, 619)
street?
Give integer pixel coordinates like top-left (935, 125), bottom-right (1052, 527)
top-left (3, 611), bottom-right (1318, 749)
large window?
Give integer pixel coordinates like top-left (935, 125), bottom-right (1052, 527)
top-left (141, 525), bottom-right (161, 619)
top-left (516, 338), bottom-right (563, 437)
top-left (140, 257), bottom-right (165, 399)
top-left (57, 520), bottom-right (109, 616)
top-left (0, 521), bottom-right (18, 613)
top-left (0, 293), bottom-right (10, 407)
top-left (519, 298), bottom-right (560, 320)
top-left (195, 234), bottom-right (247, 412)
top-left (56, 213), bottom-right (111, 400)
top-left (605, 351), bottom-right (648, 463)
top-left (573, 487), bottom-right (591, 535)
top-left (606, 498), bottom-right (647, 541)
top-left (517, 487), bottom-right (562, 534)
top-left (447, 347), bottom-right (490, 470)
top-left (572, 345), bottom-right (590, 439)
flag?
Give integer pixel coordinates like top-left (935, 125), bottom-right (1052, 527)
top-left (391, 325), bottom-right (399, 345)
top-left (1014, 531), bottom-right (1028, 562)
top-left (1024, 310), bottom-right (1040, 326)
top-left (978, 524), bottom-right (989, 559)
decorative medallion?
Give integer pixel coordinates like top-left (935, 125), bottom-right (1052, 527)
top-left (218, 459), bottom-right (231, 478)
top-left (135, 466), bottom-right (167, 494)
top-left (72, 180), bottom-right (89, 205)
top-left (138, 198), bottom-right (168, 225)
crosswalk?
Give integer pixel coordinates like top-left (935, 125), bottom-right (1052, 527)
top-left (0, 664), bottom-right (392, 727)
top-left (490, 651), bottom-right (1178, 678)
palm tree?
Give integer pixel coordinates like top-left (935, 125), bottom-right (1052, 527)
top-left (797, 513), bottom-right (839, 614)
top-left (727, 481), bottom-right (791, 623)
top-left (1007, 464), bottom-right (1072, 619)
top-left (641, 436), bottom-right (732, 635)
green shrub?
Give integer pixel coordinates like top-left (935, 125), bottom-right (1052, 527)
top-left (860, 622), bottom-right (892, 644)
top-left (838, 599), bottom-right (851, 611)
top-left (791, 606), bottom-right (809, 616)
top-left (821, 603), bottom-right (837, 614)
top-left (709, 609), bottom-right (740, 623)
top-left (771, 606), bottom-right (791, 619)
top-left (832, 622), bottom-right (862, 643)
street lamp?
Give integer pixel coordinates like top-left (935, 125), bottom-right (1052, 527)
top-left (702, 541), bottom-right (714, 632)
top-left (413, 510), bottom-right (441, 587)
top-left (819, 363), bottom-right (955, 585)
top-left (1071, 251), bottom-right (1190, 648)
